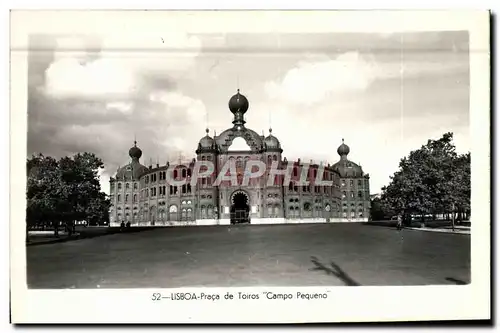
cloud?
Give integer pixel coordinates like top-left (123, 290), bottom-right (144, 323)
top-left (41, 33), bottom-right (202, 100)
top-left (44, 58), bottom-right (138, 99)
top-left (265, 52), bottom-right (379, 106)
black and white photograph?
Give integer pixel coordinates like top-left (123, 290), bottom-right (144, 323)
top-left (10, 10), bottom-right (490, 323)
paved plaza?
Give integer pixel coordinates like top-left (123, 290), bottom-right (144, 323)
top-left (26, 224), bottom-right (470, 289)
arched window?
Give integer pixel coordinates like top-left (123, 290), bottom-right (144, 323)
top-left (187, 184), bottom-right (191, 193)
top-left (133, 194), bottom-right (137, 203)
top-left (118, 183), bottom-right (122, 190)
top-left (125, 213), bottom-right (130, 221)
top-left (351, 210), bottom-right (356, 218)
top-left (182, 169), bottom-right (187, 178)
top-left (125, 183), bottom-right (129, 189)
top-left (174, 170), bottom-right (178, 179)
top-left (125, 194), bottom-right (129, 203)
top-left (169, 205), bottom-right (178, 221)
top-left (358, 180), bottom-right (362, 186)
top-left (274, 204), bottom-right (280, 216)
top-left (134, 183), bottom-right (138, 190)
top-left (273, 155), bottom-right (278, 161)
top-left (117, 194), bottom-right (121, 202)
top-left (289, 182), bottom-right (293, 191)
top-left (267, 204), bottom-right (273, 216)
top-left (182, 185), bottom-right (186, 194)
top-left (187, 208), bottom-right (193, 220)
top-left (202, 156), bottom-right (206, 161)
top-left (358, 191), bottom-right (363, 199)
top-left (181, 208), bottom-right (187, 221)
top-left (267, 155), bottom-right (272, 165)
top-left (187, 169), bottom-right (192, 177)
top-left (342, 191), bottom-right (346, 199)
top-left (207, 205), bottom-right (213, 218)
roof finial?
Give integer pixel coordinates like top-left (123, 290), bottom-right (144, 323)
top-left (269, 127), bottom-right (273, 134)
top-left (134, 133), bottom-right (137, 147)
top-left (205, 127), bottom-right (209, 135)
top-left (342, 138), bottom-right (344, 144)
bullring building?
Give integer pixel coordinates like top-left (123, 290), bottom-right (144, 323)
top-left (108, 90), bottom-right (371, 226)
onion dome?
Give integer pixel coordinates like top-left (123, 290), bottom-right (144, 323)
top-left (332, 139), bottom-right (363, 178)
top-left (116, 140), bottom-right (148, 180)
top-left (264, 128), bottom-right (281, 149)
top-left (337, 138), bottom-right (350, 157)
top-left (129, 141), bottom-right (142, 160)
top-left (199, 128), bottom-right (215, 148)
top-left (228, 89), bottom-right (249, 114)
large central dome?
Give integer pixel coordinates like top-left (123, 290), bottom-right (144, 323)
top-left (228, 89), bottom-right (249, 114)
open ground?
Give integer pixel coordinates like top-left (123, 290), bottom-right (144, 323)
top-left (26, 224), bottom-right (470, 289)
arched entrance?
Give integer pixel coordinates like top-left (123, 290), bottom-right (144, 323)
top-left (230, 190), bottom-right (250, 224)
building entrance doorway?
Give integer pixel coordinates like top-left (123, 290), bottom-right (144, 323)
top-left (230, 191), bottom-right (250, 224)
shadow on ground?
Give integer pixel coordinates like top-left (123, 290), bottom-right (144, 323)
top-left (309, 256), bottom-right (361, 286)
top-left (26, 227), bottom-right (157, 247)
top-left (445, 277), bottom-right (469, 285)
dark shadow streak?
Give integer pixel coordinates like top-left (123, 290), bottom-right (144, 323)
top-left (309, 256), bottom-right (361, 286)
top-left (445, 277), bottom-right (469, 285)
top-left (26, 227), bottom-right (158, 247)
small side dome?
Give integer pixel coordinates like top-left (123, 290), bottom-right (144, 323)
top-left (337, 139), bottom-right (350, 156)
top-left (228, 89), bottom-right (249, 114)
top-left (264, 128), bottom-right (281, 149)
top-left (199, 128), bottom-right (215, 148)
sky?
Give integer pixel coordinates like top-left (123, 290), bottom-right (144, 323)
top-left (27, 30), bottom-right (470, 195)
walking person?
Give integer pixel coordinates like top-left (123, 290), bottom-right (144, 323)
top-left (396, 214), bottom-right (403, 231)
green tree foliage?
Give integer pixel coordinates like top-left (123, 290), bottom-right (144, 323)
top-left (26, 152), bottom-right (110, 237)
top-left (379, 133), bottom-right (470, 225)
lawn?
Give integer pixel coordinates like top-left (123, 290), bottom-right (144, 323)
top-left (26, 223), bottom-right (470, 289)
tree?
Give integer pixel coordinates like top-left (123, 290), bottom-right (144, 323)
top-left (26, 152), bottom-right (110, 239)
top-left (26, 154), bottom-right (66, 236)
top-left (86, 192), bottom-right (111, 226)
top-left (370, 197), bottom-right (389, 220)
top-left (379, 133), bottom-right (470, 227)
